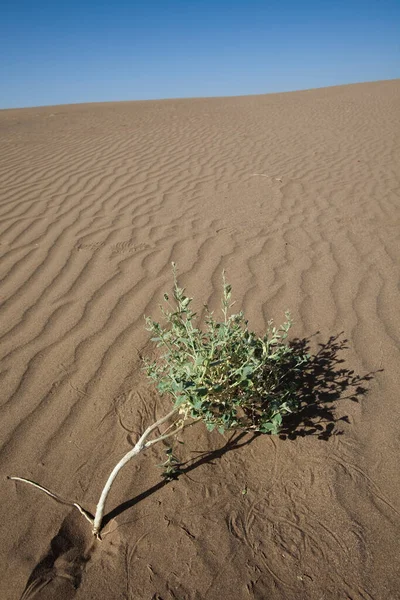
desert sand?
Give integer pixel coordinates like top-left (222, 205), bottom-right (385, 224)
top-left (1, 80), bottom-right (399, 599)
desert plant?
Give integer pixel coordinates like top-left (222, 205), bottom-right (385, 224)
top-left (144, 264), bottom-right (309, 435)
top-left (157, 447), bottom-right (183, 481)
top-left (8, 264), bottom-right (308, 538)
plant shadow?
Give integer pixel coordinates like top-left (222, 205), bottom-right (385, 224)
top-left (102, 430), bottom-right (253, 528)
top-left (281, 332), bottom-right (378, 440)
top-left (103, 332), bottom-right (377, 527)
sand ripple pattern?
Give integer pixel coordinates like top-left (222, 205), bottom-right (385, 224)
top-left (1, 81), bottom-right (400, 599)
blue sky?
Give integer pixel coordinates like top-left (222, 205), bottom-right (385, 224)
top-left (1, 0), bottom-right (399, 109)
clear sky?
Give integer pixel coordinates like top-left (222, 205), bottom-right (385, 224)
top-left (1, 0), bottom-right (399, 109)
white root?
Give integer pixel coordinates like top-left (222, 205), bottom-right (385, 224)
top-left (7, 476), bottom-right (94, 526)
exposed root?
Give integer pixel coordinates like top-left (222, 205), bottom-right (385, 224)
top-left (7, 476), bottom-right (94, 526)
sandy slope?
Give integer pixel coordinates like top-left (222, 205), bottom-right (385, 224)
top-left (1, 80), bottom-right (399, 599)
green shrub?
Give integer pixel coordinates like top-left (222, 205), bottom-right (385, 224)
top-left (145, 264), bottom-right (309, 436)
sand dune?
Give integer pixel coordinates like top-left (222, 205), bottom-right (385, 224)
top-left (1, 80), bottom-right (400, 599)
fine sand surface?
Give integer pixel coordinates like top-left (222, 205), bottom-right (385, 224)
top-left (1, 80), bottom-right (400, 599)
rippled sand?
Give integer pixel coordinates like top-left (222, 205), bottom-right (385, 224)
top-left (1, 80), bottom-right (400, 599)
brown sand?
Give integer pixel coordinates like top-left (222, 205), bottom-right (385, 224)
top-left (1, 80), bottom-right (399, 599)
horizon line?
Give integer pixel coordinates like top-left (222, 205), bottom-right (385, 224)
top-left (1, 77), bottom-right (399, 112)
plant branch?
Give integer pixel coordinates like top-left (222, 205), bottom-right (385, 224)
top-left (92, 407), bottom-right (178, 538)
top-left (145, 423), bottom-right (184, 447)
top-left (145, 416), bottom-right (200, 447)
top-left (135, 407), bottom-right (178, 448)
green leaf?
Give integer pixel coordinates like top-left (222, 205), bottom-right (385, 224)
top-left (259, 422), bottom-right (276, 433)
top-left (273, 413), bottom-right (282, 426)
top-left (241, 365), bottom-right (253, 379)
top-left (181, 297), bottom-right (191, 308)
top-left (171, 381), bottom-right (183, 393)
top-left (173, 396), bottom-right (187, 407)
top-left (192, 399), bottom-right (204, 410)
top-left (157, 380), bottom-right (169, 393)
